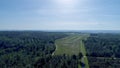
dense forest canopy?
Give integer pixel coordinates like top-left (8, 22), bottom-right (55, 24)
top-left (85, 33), bottom-right (120, 57)
top-left (84, 33), bottom-right (120, 68)
top-left (0, 31), bottom-right (69, 68)
top-left (1, 31), bottom-right (120, 68)
top-left (0, 31), bottom-right (84, 68)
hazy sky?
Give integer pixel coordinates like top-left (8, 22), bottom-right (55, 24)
top-left (0, 0), bottom-right (120, 30)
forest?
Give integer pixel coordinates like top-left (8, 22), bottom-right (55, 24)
top-left (0, 31), bottom-right (83, 68)
top-left (84, 33), bottom-right (120, 68)
top-left (1, 31), bottom-right (120, 68)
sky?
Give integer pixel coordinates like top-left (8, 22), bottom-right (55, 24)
top-left (0, 0), bottom-right (120, 30)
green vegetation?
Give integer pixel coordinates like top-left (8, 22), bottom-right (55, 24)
top-left (54, 34), bottom-right (89, 68)
top-left (0, 31), bottom-right (87, 68)
top-left (0, 31), bottom-right (68, 68)
top-left (54, 34), bottom-right (89, 55)
top-left (1, 31), bottom-right (120, 68)
top-left (84, 33), bottom-right (120, 68)
top-left (55, 35), bottom-right (80, 55)
top-left (80, 41), bottom-right (89, 68)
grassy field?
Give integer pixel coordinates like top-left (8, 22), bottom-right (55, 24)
top-left (80, 41), bottom-right (89, 68)
top-left (54, 33), bottom-right (89, 68)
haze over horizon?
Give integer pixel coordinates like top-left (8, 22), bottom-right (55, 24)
top-left (0, 0), bottom-right (120, 30)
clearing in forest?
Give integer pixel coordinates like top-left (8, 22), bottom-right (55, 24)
top-left (54, 33), bottom-right (89, 68)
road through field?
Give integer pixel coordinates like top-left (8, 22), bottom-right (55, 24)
top-left (54, 34), bottom-right (89, 68)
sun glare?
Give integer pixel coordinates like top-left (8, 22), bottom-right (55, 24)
top-left (54, 0), bottom-right (78, 8)
top-left (52, 0), bottom-right (83, 14)
top-left (57, 0), bottom-right (75, 5)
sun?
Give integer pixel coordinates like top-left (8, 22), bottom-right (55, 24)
top-left (56, 0), bottom-right (74, 5)
top-left (54, 0), bottom-right (78, 8)
top-left (52, 0), bottom-right (82, 14)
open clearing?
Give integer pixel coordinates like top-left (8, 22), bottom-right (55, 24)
top-left (54, 33), bottom-right (89, 68)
